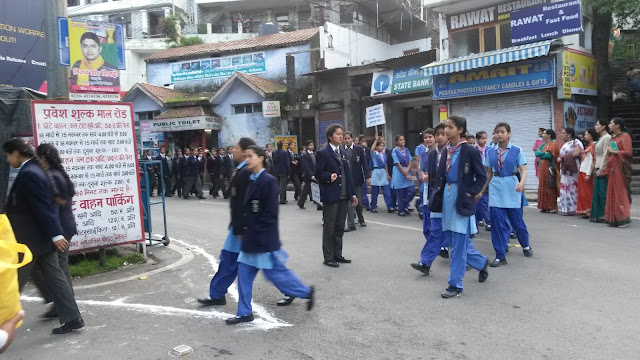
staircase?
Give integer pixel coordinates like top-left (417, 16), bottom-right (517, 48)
top-left (609, 60), bottom-right (640, 194)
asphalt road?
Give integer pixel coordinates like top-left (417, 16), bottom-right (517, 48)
top-left (7, 193), bottom-right (640, 359)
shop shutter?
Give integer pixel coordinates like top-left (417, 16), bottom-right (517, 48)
top-left (450, 90), bottom-right (552, 191)
top-left (318, 110), bottom-right (344, 148)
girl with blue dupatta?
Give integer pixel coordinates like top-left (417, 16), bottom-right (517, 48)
top-left (391, 135), bottom-right (415, 217)
top-left (369, 136), bottom-right (393, 213)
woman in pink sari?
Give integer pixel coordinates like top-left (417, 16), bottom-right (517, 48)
top-left (558, 127), bottom-right (583, 216)
top-left (605, 118), bottom-right (633, 228)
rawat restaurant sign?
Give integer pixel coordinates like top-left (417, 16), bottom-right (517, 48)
top-left (433, 58), bottom-right (555, 100)
top-left (262, 101), bottom-right (281, 118)
top-left (448, 0), bottom-right (550, 31)
top-left (371, 66), bottom-right (432, 96)
top-left (510, 0), bottom-right (583, 44)
top-left (149, 116), bottom-right (221, 132)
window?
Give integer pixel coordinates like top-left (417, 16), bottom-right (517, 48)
top-left (233, 103), bottom-right (262, 115)
top-left (450, 22), bottom-right (513, 58)
top-left (340, 5), bottom-right (354, 24)
top-left (136, 111), bottom-right (160, 121)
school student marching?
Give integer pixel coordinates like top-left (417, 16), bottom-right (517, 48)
top-left (432, 116), bottom-right (488, 298)
top-left (391, 135), bottom-right (415, 217)
top-left (369, 136), bottom-right (393, 213)
top-left (474, 131), bottom-right (491, 228)
top-left (480, 123), bottom-right (532, 267)
top-left (198, 138), bottom-right (256, 307)
top-left (225, 146), bottom-right (315, 325)
top-left (358, 135), bottom-right (372, 211)
top-left (414, 132), bottom-right (430, 219)
top-left (411, 123), bottom-right (451, 276)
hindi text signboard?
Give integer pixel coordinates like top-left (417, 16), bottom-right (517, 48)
top-left (32, 101), bottom-right (144, 251)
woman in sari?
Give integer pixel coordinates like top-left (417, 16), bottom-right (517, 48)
top-left (605, 117), bottom-right (633, 228)
top-left (558, 127), bottom-right (584, 216)
top-left (576, 128), bottom-right (599, 217)
top-left (535, 129), bottom-right (560, 213)
top-left (533, 128), bottom-right (546, 178)
top-left (590, 119), bottom-right (611, 222)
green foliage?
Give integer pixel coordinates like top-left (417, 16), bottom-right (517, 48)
top-left (163, 15), bottom-right (180, 44)
top-left (69, 253), bottom-right (145, 278)
top-left (611, 31), bottom-right (640, 60)
top-left (586, 0), bottom-right (640, 27)
top-left (179, 36), bottom-right (204, 47)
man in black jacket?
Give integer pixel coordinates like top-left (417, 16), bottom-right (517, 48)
top-left (198, 137), bottom-right (255, 306)
top-left (173, 149), bottom-right (183, 197)
top-left (343, 132), bottom-right (370, 230)
top-left (288, 141), bottom-right (302, 201)
top-left (222, 146), bottom-right (235, 199)
top-left (155, 146), bottom-right (173, 197)
top-left (141, 149), bottom-right (157, 196)
top-left (3, 138), bottom-right (83, 334)
top-left (207, 149), bottom-right (223, 198)
top-left (297, 140), bottom-right (320, 210)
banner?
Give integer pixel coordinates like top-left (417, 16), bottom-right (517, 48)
top-left (0, 0), bottom-right (47, 89)
top-left (32, 101), bottom-right (144, 251)
top-left (59, 17), bottom-right (125, 70)
top-left (448, 0), bottom-right (550, 31)
top-left (365, 104), bottom-right (386, 128)
top-left (68, 20), bottom-right (121, 94)
top-left (558, 49), bottom-right (597, 99)
top-left (371, 66), bottom-right (432, 96)
top-left (433, 58), bottom-right (555, 100)
top-left (148, 117), bottom-right (221, 132)
top-left (510, 0), bottom-right (583, 44)
top-left (274, 135), bottom-right (298, 153)
top-left (262, 101), bottom-right (281, 118)
top-left (171, 52), bottom-right (266, 82)
top-left (563, 102), bottom-right (596, 133)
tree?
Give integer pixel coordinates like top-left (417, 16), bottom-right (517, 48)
top-left (169, 36), bottom-right (204, 48)
top-left (586, 0), bottom-right (640, 118)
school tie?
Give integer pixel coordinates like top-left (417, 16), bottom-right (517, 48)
top-left (498, 147), bottom-right (508, 172)
top-left (446, 140), bottom-right (467, 173)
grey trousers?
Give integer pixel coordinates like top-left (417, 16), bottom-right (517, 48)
top-left (322, 199), bottom-right (349, 261)
top-left (19, 249), bottom-right (81, 324)
top-left (32, 245), bottom-right (73, 304)
top-left (347, 185), bottom-right (365, 228)
top-left (278, 174), bottom-right (288, 203)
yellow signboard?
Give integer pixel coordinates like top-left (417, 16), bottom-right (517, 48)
top-left (274, 135), bottom-right (298, 154)
top-left (559, 49), bottom-right (597, 99)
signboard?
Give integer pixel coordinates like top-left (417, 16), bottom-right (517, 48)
top-left (448, 0), bottom-right (550, 31)
top-left (31, 101), bottom-right (144, 251)
top-left (274, 135), bottom-right (298, 153)
top-left (171, 51), bottom-right (266, 82)
top-left (0, 0), bottom-right (47, 89)
top-left (510, 0), bottom-right (583, 45)
top-left (433, 58), bottom-right (555, 100)
top-left (563, 102), bottom-right (596, 133)
top-left (439, 105), bottom-right (448, 122)
top-left (149, 116), bottom-right (221, 132)
top-left (68, 20), bottom-right (121, 95)
top-left (310, 182), bottom-right (322, 206)
top-left (365, 104), bottom-right (386, 128)
top-left (69, 92), bottom-right (121, 102)
top-left (262, 101), bottom-right (281, 118)
top-left (59, 17), bottom-right (125, 69)
top-left (558, 49), bottom-right (597, 99)
top-left (371, 67), bottom-right (432, 96)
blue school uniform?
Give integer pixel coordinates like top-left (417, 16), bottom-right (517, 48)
top-left (474, 146), bottom-right (491, 225)
top-left (415, 144), bottom-right (428, 213)
top-left (439, 144), bottom-right (488, 291)
top-left (484, 142), bottom-right (531, 260)
top-left (391, 147), bottom-right (414, 214)
top-left (235, 169), bottom-right (312, 317)
top-left (370, 150), bottom-right (392, 210)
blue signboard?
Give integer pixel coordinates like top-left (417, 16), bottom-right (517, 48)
top-left (510, 0), bottom-right (583, 45)
top-left (432, 58), bottom-right (555, 100)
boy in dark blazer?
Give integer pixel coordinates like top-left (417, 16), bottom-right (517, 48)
top-left (315, 124), bottom-right (358, 268)
top-left (273, 140), bottom-right (291, 204)
top-left (3, 138), bottom-right (83, 334)
top-left (297, 140), bottom-right (319, 210)
top-left (343, 132), bottom-right (370, 230)
top-left (155, 146), bottom-right (172, 197)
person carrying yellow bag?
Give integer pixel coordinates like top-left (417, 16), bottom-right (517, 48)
top-left (0, 214), bottom-right (31, 354)
top-left (3, 138), bottom-right (84, 335)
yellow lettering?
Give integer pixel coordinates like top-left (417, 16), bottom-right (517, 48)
top-left (490, 68), bottom-right (508, 78)
top-left (517, 65), bottom-right (532, 74)
top-left (508, 67), bottom-right (516, 76)
top-left (466, 71), bottom-right (489, 81)
top-left (450, 73), bottom-right (465, 84)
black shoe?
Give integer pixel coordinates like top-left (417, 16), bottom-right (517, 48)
top-left (183, 196), bottom-right (190, 199)
top-left (225, 314), bottom-right (254, 325)
top-left (439, 248), bottom-right (450, 259)
top-left (323, 260), bottom-right (339, 267)
top-left (316, 206), bottom-right (323, 211)
top-left (410, 263), bottom-right (430, 275)
top-left (344, 227), bottom-right (356, 232)
top-left (370, 209), bottom-right (377, 213)
top-left (388, 209), bottom-right (396, 213)
top-left (398, 212), bottom-right (407, 217)
top-left (198, 196), bottom-right (206, 199)
top-left (277, 296), bottom-right (296, 306)
top-left (510, 232), bottom-right (517, 239)
top-left (223, 196), bottom-right (229, 199)
top-left (419, 212), bottom-right (423, 220)
top-left (478, 260), bottom-right (489, 283)
top-left (41, 306), bottom-right (58, 319)
top-left (523, 247), bottom-right (533, 257)
top-left (359, 220), bottom-right (366, 227)
top-left (299, 205), bottom-right (306, 209)
top-left (52, 318), bottom-right (84, 334)
top-left (490, 258), bottom-right (507, 267)
top-left (197, 296), bottom-right (226, 306)
top-left (407, 208), bottom-right (414, 212)
top-left (441, 286), bottom-right (462, 298)
top-left (485, 224), bottom-right (492, 231)
top-left (166, 194), bottom-right (173, 197)
top-left (335, 256), bottom-right (351, 263)
top-left (307, 286), bottom-right (315, 311)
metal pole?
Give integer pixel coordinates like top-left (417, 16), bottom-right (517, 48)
top-left (44, 0), bottom-right (69, 100)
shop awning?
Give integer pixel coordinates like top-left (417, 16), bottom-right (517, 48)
top-left (421, 40), bottom-right (553, 76)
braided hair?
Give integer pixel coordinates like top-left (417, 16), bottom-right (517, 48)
top-left (36, 143), bottom-right (75, 205)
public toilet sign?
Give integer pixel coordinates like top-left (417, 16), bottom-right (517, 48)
top-left (149, 116), bottom-right (221, 132)
top-left (365, 104), bottom-right (386, 128)
top-left (262, 101), bottom-right (281, 118)
top-left (371, 66), bottom-right (432, 96)
top-left (510, 0), bottom-right (583, 44)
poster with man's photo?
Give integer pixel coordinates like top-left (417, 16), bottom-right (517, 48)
top-left (68, 20), bottom-right (121, 94)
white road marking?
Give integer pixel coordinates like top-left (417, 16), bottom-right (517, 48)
top-left (365, 221), bottom-right (493, 244)
top-left (73, 243), bottom-right (195, 290)
top-left (158, 235), bottom-right (288, 328)
top-left (20, 296), bottom-right (289, 330)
